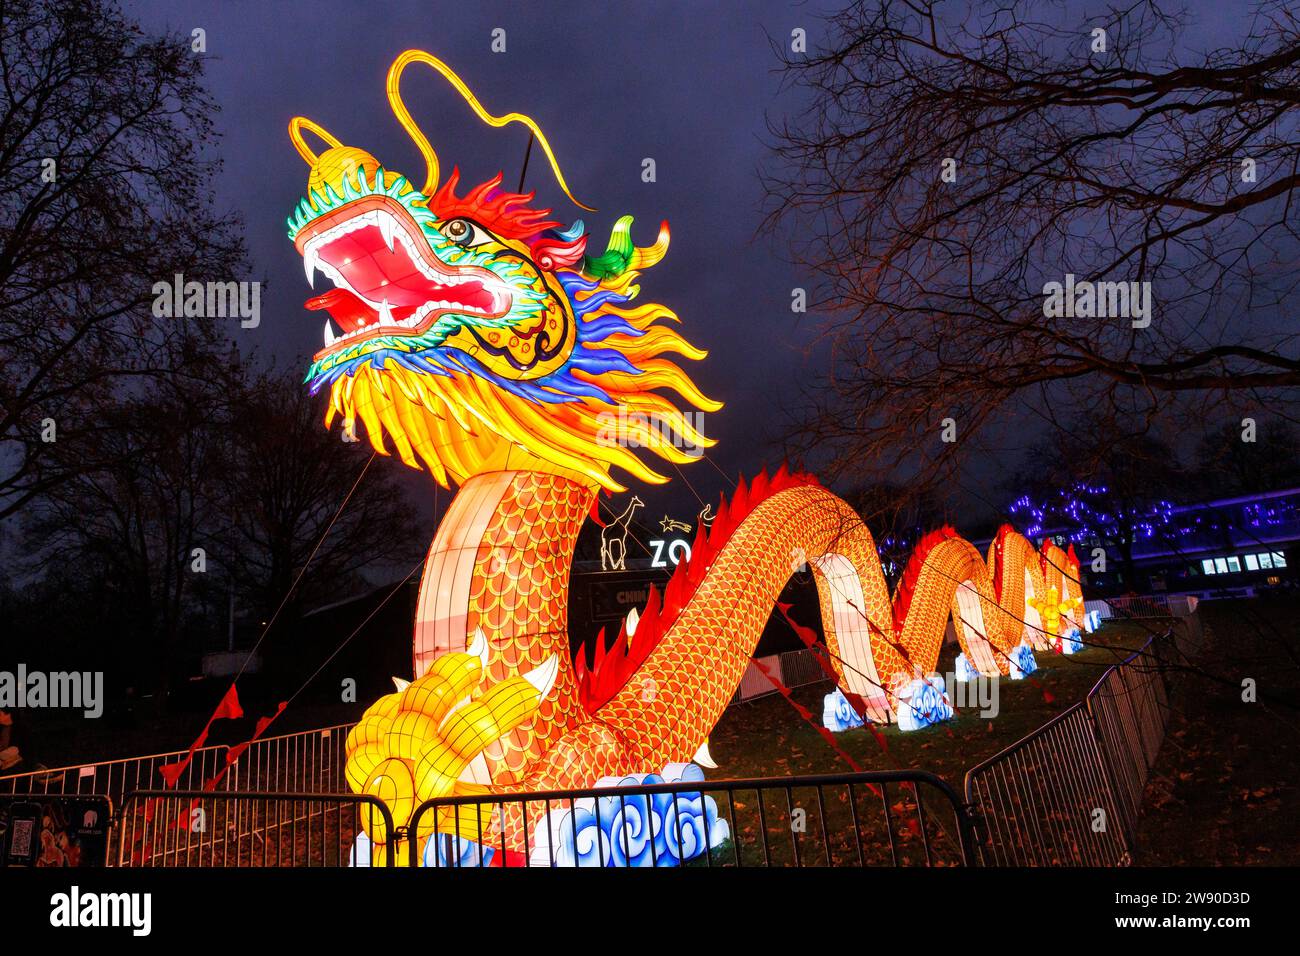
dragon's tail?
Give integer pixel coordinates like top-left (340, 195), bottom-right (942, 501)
top-left (581, 469), bottom-right (1083, 767)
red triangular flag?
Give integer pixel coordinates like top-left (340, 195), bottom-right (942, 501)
top-left (212, 684), bottom-right (244, 721)
top-left (157, 684), bottom-right (245, 786)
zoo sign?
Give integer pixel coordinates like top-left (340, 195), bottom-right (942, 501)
top-left (649, 537), bottom-right (691, 568)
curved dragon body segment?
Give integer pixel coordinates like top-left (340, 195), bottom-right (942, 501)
top-left (990, 526), bottom-right (1053, 651)
top-left (288, 51), bottom-right (1087, 862)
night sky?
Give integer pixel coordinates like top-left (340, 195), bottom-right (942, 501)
top-left (127, 0), bottom-right (839, 533)
top-left (125, 0), bottom-right (1251, 535)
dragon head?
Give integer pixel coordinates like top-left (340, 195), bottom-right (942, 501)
top-left (287, 52), bottom-right (719, 492)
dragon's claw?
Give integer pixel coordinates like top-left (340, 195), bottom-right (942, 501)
top-left (343, 637), bottom-right (557, 859)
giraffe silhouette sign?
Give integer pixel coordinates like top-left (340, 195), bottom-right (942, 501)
top-left (600, 496), bottom-right (644, 571)
top-left (599, 497), bottom-right (697, 570)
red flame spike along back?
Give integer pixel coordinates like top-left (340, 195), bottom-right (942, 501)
top-left (991, 523), bottom-right (1017, 603)
top-left (573, 465), bottom-right (818, 713)
top-left (891, 525), bottom-right (959, 633)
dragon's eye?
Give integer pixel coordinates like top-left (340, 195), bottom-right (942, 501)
top-left (441, 218), bottom-right (494, 248)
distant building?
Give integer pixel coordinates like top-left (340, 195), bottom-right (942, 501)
top-left (987, 487), bottom-right (1300, 600)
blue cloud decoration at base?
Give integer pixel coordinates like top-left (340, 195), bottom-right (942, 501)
top-left (895, 675), bottom-right (954, 732)
top-left (527, 762), bottom-right (730, 867)
top-left (426, 831), bottom-right (495, 868)
top-left (954, 652), bottom-right (980, 683)
top-left (823, 687), bottom-right (865, 731)
top-left (1008, 643), bottom-right (1037, 679)
top-left (1084, 609), bottom-right (1103, 633)
top-left (1060, 627), bottom-right (1083, 654)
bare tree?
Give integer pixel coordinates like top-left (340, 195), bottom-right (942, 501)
top-left (765, 0), bottom-right (1300, 497)
top-left (21, 361), bottom-right (426, 708)
top-left (0, 0), bottom-right (246, 519)
top-left (1195, 418), bottom-right (1300, 495)
top-left (842, 479), bottom-right (950, 575)
top-left (24, 351), bottom-right (232, 708)
top-left (1009, 413), bottom-right (1184, 586)
top-left (223, 372), bottom-right (425, 628)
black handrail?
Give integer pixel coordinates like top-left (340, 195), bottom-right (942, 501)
top-left (120, 789), bottom-right (397, 867)
top-left (406, 769), bottom-right (976, 868)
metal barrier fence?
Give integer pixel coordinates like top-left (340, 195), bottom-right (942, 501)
top-left (0, 743), bottom-right (229, 863)
top-left (965, 621), bottom-right (1198, 866)
top-left (0, 724), bottom-right (354, 862)
top-left (0, 743), bottom-right (227, 802)
top-left (224, 724), bottom-right (352, 793)
top-left (115, 790), bottom-right (392, 867)
top-left (1088, 594), bottom-right (1197, 620)
top-left (965, 702), bottom-right (1129, 865)
top-left (730, 647), bottom-right (828, 703)
top-left (1086, 644), bottom-right (1170, 842)
top-left (0, 723), bottom-right (354, 803)
top-left (407, 770), bottom-right (975, 868)
top-left (778, 647), bottom-right (828, 688)
top-left (3, 601), bottom-right (1205, 869)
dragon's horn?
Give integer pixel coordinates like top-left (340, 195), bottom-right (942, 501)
top-left (386, 49), bottom-right (595, 211)
top-left (585, 217), bottom-right (671, 279)
top-left (288, 116), bottom-right (342, 165)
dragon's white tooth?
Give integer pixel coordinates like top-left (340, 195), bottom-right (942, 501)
top-left (323, 320), bottom-right (336, 347)
top-left (304, 247), bottom-right (319, 288)
top-left (377, 299), bottom-right (394, 324)
top-left (380, 214), bottom-right (396, 251)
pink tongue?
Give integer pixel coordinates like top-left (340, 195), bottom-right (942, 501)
top-left (304, 287), bottom-right (371, 332)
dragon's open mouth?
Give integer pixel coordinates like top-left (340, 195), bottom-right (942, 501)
top-left (295, 194), bottom-right (508, 358)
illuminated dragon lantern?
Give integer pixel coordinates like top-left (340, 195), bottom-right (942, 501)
top-left (287, 51), bottom-right (1085, 864)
